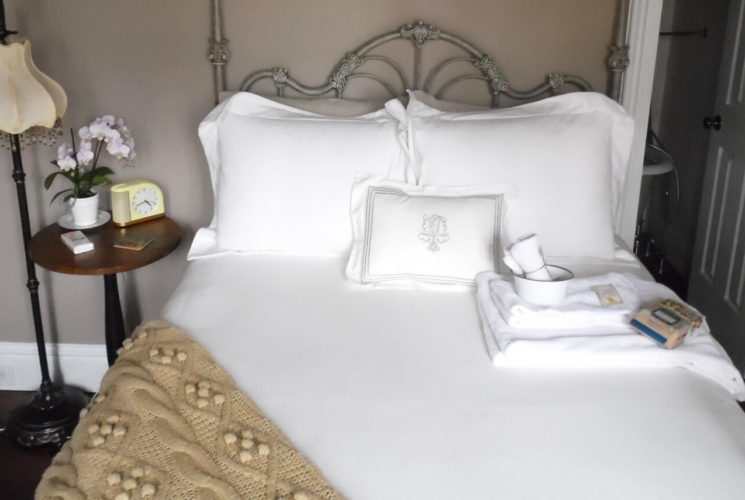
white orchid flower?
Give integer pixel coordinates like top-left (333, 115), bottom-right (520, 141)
top-left (57, 143), bottom-right (73, 160)
top-left (88, 118), bottom-right (110, 140)
top-left (76, 140), bottom-right (94, 165)
top-left (78, 126), bottom-right (92, 141)
top-left (57, 156), bottom-right (77, 171)
top-left (104, 127), bottom-right (121, 143)
top-left (106, 136), bottom-right (131, 158)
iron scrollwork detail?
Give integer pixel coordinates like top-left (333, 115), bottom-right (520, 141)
top-left (475, 55), bottom-right (508, 96)
top-left (401, 20), bottom-right (441, 47)
top-left (330, 53), bottom-right (364, 94)
top-left (208, 38), bottom-right (230, 66)
top-left (272, 68), bottom-right (288, 88)
top-left (606, 44), bottom-right (630, 71)
top-left (548, 72), bottom-right (565, 91)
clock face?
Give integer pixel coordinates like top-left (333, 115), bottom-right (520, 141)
top-left (132, 186), bottom-right (160, 216)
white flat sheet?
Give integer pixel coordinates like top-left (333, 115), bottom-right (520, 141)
top-left (162, 254), bottom-right (745, 500)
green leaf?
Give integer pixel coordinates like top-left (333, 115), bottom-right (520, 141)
top-left (44, 172), bottom-right (61, 190)
top-left (50, 188), bottom-right (73, 204)
top-left (91, 166), bottom-right (114, 177)
top-left (91, 175), bottom-right (112, 186)
top-left (78, 169), bottom-right (93, 182)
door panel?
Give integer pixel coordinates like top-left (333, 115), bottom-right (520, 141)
top-left (699, 146), bottom-right (733, 280)
top-left (689, 0), bottom-right (745, 370)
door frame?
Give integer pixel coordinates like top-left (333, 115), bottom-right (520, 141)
top-left (619, 0), bottom-right (664, 247)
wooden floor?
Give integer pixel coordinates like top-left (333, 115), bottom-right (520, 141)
top-left (0, 391), bottom-right (62, 500)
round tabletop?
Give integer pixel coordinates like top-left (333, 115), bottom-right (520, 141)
top-left (30, 215), bottom-right (182, 275)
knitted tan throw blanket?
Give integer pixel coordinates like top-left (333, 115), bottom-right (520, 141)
top-left (36, 320), bottom-right (344, 500)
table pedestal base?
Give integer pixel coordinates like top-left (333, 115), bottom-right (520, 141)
top-left (104, 274), bottom-right (125, 366)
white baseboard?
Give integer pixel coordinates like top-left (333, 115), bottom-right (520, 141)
top-left (0, 341), bottom-right (108, 393)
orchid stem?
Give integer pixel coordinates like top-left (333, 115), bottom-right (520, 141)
top-left (92, 139), bottom-right (103, 171)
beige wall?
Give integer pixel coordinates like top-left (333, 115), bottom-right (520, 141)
top-left (1, 0), bottom-right (616, 345)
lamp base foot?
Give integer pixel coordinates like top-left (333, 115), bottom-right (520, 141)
top-left (4, 382), bottom-right (88, 447)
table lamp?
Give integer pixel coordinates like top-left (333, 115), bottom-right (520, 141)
top-left (0, 1), bottom-right (87, 447)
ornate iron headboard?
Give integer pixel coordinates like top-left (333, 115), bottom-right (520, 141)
top-left (208, 0), bottom-right (630, 107)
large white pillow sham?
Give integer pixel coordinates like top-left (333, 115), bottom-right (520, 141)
top-left (405, 91), bottom-right (635, 259)
top-left (218, 91), bottom-right (386, 116)
top-left (407, 90), bottom-right (489, 113)
top-left (346, 175), bottom-right (514, 288)
top-left (197, 92), bottom-right (409, 257)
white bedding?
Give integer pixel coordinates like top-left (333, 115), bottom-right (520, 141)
top-left (162, 254), bottom-right (745, 500)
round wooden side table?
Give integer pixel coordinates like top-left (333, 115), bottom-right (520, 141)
top-left (30, 215), bottom-right (182, 365)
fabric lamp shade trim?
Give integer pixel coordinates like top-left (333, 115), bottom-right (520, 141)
top-left (0, 39), bottom-right (66, 134)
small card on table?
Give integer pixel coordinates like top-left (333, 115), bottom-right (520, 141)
top-left (114, 233), bottom-right (153, 251)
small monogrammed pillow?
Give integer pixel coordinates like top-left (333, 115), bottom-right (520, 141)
top-left (346, 175), bottom-right (515, 288)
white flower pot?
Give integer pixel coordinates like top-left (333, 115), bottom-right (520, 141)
top-left (69, 192), bottom-right (99, 227)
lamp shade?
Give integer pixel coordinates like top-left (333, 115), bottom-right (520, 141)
top-left (0, 40), bottom-right (66, 134)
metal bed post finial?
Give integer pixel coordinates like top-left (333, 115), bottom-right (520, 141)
top-left (209, 0), bottom-right (229, 105)
top-left (400, 21), bottom-right (441, 89)
top-left (607, 0), bottom-right (631, 102)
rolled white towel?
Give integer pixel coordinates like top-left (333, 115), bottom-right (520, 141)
top-left (502, 252), bottom-right (524, 276)
top-left (503, 234), bottom-right (551, 280)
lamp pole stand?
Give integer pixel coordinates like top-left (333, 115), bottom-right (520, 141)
top-left (4, 133), bottom-right (87, 447)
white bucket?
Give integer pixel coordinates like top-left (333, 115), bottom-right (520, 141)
top-left (513, 265), bottom-right (574, 306)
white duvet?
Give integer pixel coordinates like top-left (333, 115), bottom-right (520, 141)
top-left (163, 253), bottom-right (745, 500)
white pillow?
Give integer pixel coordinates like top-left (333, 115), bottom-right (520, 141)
top-left (346, 175), bottom-right (514, 287)
top-left (197, 92), bottom-right (409, 256)
top-left (218, 91), bottom-right (386, 116)
top-left (407, 90), bottom-right (490, 113)
top-left (405, 91), bottom-right (634, 259)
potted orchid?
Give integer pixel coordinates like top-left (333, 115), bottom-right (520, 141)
top-left (45, 115), bottom-right (135, 226)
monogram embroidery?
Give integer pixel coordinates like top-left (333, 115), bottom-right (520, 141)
top-left (419, 214), bottom-right (449, 252)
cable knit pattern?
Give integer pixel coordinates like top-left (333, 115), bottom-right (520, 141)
top-left (35, 320), bottom-right (343, 500)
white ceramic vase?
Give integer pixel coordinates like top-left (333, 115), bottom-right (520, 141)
top-left (69, 192), bottom-right (99, 227)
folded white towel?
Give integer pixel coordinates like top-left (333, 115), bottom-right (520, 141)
top-left (503, 234), bottom-right (551, 280)
top-left (475, 271), bottom-right (745, 400)
top-left (490, 272), bottom-right (641, 329)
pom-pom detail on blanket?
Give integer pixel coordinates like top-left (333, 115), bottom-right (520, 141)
top-left (35, 320), bottom-right (344, 500)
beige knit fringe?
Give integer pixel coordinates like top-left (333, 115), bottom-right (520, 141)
top-left (35, 320), bottom-right (344, 500)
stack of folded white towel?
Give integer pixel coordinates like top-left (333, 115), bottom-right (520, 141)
top-left (474, 235), bottom-right (745, 399)
top-left (490, 272), bottom-right (641, 330)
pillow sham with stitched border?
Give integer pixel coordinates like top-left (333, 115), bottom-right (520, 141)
top-left (218, 91), bottom-right (386, 116)
top-left (195, 92), bottom-right (409, 257)
top-left (346, 175), bottom-right (515, 288)
top-left (404, 90), bottom-right (635, 259)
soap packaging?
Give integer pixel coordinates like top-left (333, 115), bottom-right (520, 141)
top-left (630, 299), bottom-right (702, 349)
top-left (61, 230), bottom-right (94, 254)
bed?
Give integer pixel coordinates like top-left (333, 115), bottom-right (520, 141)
top-left (36, 1), bottom-right (745, 499)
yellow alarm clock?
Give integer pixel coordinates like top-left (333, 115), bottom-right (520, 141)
top-left (111, 180), bottom-right (165, 227)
